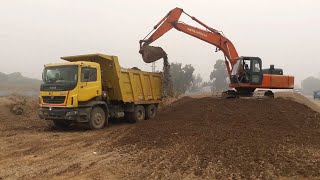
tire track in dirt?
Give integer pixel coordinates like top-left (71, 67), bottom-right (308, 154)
top-left (0, 103), bottom-right (134, 180)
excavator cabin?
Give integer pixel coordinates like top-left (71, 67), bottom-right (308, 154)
top-left (231, 57), bottom-right (263, 86)
top-left (229, 56), bottom-right (293, 96)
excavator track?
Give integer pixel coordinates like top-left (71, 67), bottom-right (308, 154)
top-left (222, 90), bottom-right (274, 99)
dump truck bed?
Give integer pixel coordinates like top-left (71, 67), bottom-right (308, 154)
top-left (61, 54), bottom-right (162, 104)
top-left (119, 68), bottom-right (162, 103)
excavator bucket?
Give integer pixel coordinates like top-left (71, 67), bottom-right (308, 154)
top-left (139, 45), bottom-right (167, 63)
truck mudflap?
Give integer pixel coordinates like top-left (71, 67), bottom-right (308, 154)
top-left (39, 107), bottom-right (91, 123)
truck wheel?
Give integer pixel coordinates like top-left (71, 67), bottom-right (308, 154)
top-left (53, 120), bottom-right (71, 129)
top-left (127, 105), bottom-right (145, 123)
top-left (88, 106), bottom-right (106, 130)
top-left (145, 104), bottom-right (157, 120)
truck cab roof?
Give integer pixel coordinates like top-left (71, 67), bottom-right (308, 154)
top-left (44, 61), bottom-right (99, 68)
top-left (45, 53), bottom-right (118, 68)
top-left (61, 53), bottom-right (116, 62)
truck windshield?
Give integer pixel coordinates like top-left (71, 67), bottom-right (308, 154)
top-left (43, 65), bottom-right (78, 84)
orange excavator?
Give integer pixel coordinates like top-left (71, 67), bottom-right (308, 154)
top-left (139, 7), bottom-right (294, 97)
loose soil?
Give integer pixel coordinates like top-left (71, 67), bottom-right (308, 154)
top-left (161, 55), bottom-right (174, 98)
top-left (0, 94), bottom-right (319, 179)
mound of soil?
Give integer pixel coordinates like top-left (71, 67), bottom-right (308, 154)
top-left (0, 93), bottom-right (319, 179)
top-left (116, 97), bottom-right (320, 179)
top-left (0, 95), bottom-right (45, 131)
top-left (276, 92), bottom-right (320, 112)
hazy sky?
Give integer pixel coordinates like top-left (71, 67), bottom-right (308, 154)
top-left (1, 0), bottom-right (319, 84)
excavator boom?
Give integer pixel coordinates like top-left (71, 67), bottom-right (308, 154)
top-left (140, 7), bottom-right (239, 75)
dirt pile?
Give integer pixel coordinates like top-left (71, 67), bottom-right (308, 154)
top-left (116, 97), bottom-right (320, 179)
top-left (276, 92), bottom-right (320, 112)
top-left (0, 94), bottom-right (320, 179)
top-left (7, 96), bottom-right (28, 115)
top-left (0, 95), bottom-right (45, 131)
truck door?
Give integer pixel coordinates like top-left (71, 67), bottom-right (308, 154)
top-left (250, 58), bottom-right (263, 85)
top-left (78, 66), bottom-right (102, 102)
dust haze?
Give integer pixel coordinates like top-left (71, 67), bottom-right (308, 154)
top-left (0, 0), bottom-right (319, 83)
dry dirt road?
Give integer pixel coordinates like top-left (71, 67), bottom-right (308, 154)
top-left (0, 93), bottom-right (319, 179)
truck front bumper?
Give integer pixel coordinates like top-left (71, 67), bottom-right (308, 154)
top-left (39, 107), bottom-right (89, 122)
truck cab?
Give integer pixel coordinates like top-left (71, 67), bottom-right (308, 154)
top-left (41, 61), bottom-right (102, 106)
top-left (39, 61), bottom-right (105, 129)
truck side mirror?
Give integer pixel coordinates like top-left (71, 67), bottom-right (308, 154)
top-left (42, 72), bottom-right (45, 82)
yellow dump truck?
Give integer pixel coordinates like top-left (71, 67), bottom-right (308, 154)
top-left (39, 54), bottom-right (162, 129)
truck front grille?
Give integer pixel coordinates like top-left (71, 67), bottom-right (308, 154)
top-left (42, 96), bottom-right (66, 104)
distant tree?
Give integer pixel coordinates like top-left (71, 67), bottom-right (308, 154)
top-left (209, 59), bottom-right (228, 91)
top-left (201, 81), bottom-right (213, 88)
top-left (301, 76), bottom-right (320, 95)
top-left (170, 63), bottom-right (195, 94)
top-left (188, 74), bottom-right (203, 93)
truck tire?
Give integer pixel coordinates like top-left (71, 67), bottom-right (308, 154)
top-left (88, 106), bottom-right (106, 130)
top-left (127, 105), bottom-right (145, 123)
top-left (145, 104), bottom-right (157, 120)
top-left (53, 120), bottom-right (71, 129)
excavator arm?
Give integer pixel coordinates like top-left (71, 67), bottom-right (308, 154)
top-left (140, 7), bottom-right (239, 75)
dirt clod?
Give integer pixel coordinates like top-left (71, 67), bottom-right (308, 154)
top-left (10, 104), bottom-right (24, 115)
top-left (6, 95), bottom-right (28, 115)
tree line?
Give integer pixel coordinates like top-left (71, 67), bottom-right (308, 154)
top-left (169, 59), bottom-right (228, 94)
